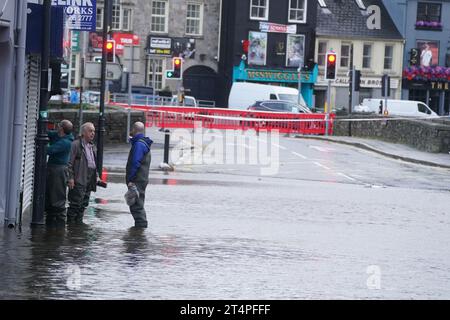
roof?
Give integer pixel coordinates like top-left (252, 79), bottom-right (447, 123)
top-left (316, 0), bottom-right (404, 40)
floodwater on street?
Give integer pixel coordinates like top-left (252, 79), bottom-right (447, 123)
top-left (1, 135), bottom-right (450, 299)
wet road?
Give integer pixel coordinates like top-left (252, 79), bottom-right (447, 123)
top-left (1, 131), bottom-right (450, 299)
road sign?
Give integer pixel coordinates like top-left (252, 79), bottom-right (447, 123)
top-left (84, 62), bottom-right (123, 80)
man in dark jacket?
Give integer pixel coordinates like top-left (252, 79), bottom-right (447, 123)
top-left (46, 120), bottom-right (74, 225)
top-left (67, 122), bottom-right (99, 223)
top-left (126, 122), bottom-right (153, 228)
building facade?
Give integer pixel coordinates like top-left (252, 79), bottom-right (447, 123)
top-left (384, 0), bottom-right (450, 115)
top-left (218, 0), bottom-right (319, 108)
top-left (89, 0), bottom-right (221, 105)
top-left (314, 0), bottom-right (404, 111)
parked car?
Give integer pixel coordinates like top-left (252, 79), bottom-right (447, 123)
top-left (248, 100), bottom-right (312, 113)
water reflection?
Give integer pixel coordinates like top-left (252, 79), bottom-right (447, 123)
top-left (122, 227), bottom-right (149, 266)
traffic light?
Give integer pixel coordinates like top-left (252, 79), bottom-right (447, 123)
top-left (173, 57), bottom-right (182, 78)
top-left (166, 57), bottom-right (183, 79)
top-left (325, 52), bottom-right (337, 80)
top-left (106, 40), bottom-right (115, 62)
top-left (354, 70), bottom-right (361, 91)
top-left (409, 48), bottom-right (420, 66)
top-left (382, 74), bottom-right (391, 97)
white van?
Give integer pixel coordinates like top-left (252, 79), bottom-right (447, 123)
top-left (360, 99), bottom-right (439, 118)
top-left (228, 82), bottom-right (307, 110)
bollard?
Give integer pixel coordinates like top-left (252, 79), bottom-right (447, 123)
top-left (163, 129), bottom-right (170, 164)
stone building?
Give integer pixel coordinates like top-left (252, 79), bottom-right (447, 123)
top-left (90, 0), bottom-right (221, 105)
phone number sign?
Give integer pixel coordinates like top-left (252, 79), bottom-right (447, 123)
top-left (52, 0), bottom-right (97, 31)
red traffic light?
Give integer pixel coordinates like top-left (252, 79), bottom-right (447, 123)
top-left (173, 58), bottom-right (182, 66)
top-left (327, 54), bottom-right (336, 64)
top-left (106, 41), bottom-right (114, 51)
top-left (325, 52), bottom-right (337, 80)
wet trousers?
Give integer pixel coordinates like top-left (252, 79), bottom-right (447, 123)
top-left (129, 182), bottom-right (148, 228)
top-left (67, 168), bottom-right (96, 222)
top-left (45, 165), bottom-right (68, 222)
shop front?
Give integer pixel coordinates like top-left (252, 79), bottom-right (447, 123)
top-left (403, 66), bottom-right (450, 116)
top-left (315, 75), bottom-right (401, 110)
top-left (404, 80), bottom-right (450, 116)
top-left (232, 61), bottom-right (319, 108)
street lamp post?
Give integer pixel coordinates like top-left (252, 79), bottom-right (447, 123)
top-left (97, 0), bottom-right (112, 177)
top-left (31, 0), bottom-right (52, 225)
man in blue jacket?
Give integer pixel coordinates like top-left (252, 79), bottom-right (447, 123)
top-left (46, 120), bottom-right (74, 225)
top-left (126, 122), bottom-right (153, 228)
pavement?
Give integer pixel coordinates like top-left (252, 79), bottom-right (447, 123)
top-left (295, 135), bottom-right (450, 169)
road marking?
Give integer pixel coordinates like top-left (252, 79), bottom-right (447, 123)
top-left (337, 172), bottom-right (358, 182)
top-left (314, 162), bottom-right (331, 170)
top-left (273, 143), bottom-right (287, 150)
top-left (292, 152), bottom-right (308, 160)
top-left (309, 145), bottom-right (335, 153)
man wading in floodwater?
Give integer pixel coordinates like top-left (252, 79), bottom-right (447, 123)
top-left (126, 122), bottom-right (153, 228)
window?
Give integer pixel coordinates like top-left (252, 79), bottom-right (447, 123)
top-left (363, 44), bottom-right (372, 69)
top-left (417, 2), bottom-right (441, 22)
top-left (151, 0), bottom-right (169, 33)
top-left (384, 45), bottom-right (393, 70)
top-left (317, 41), bottom-right (327, 66)
top-left (186, 3), bottom-right (204, 36)
top-left (111, 0), bottom-right (121, 30)
top-left (147, 58), bottom-right (164, 91)
top-left (250, 0), bottom-right (269, 20)
top-left (122, 8), bottom-right (132, 31)
top-left (101, 1), bottom-right (133, 31)
top-left (340, 43), bottom-right (351, 68)
top-left (96, 7), bottom-right (103, 29)
top-left (289, 0), bottom-right (307, 23)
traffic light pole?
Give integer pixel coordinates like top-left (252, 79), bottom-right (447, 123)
top-left (298, 67), bottom-right (302, 106)
top-left (348, 44), bottom-right (354, 114)
top-left (97, 0), bottom-right (111, 177)
top-left (325, 80), bottom-right (331, 137)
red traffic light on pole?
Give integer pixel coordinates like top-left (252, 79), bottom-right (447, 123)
top-left (166, 57), bottom-right (183, 79)
top-left (325, 52), bottom-right (337, 80)
top-left (106, 40), bottom-right (116, 62)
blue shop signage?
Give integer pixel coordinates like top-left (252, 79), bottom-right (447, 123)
top-left (52, 0), bottom-right (97, 31)
top-left (233, 62), bottom-right (318, 84)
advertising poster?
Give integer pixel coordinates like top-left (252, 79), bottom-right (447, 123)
top-left (417, 40), bottom-right (439, 67)
top-left (248, 31), bottom-right (267, 66)
top-left (286, 34), bottom-right (305, 68)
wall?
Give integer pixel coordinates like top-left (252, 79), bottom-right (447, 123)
top-left (48, 110), bottom-right (146, 144)
top-left (333, 115), bottom-right (450, 153)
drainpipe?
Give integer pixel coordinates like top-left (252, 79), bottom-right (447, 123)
top-left (5, 0), bottom-right (27, 228)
